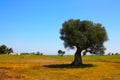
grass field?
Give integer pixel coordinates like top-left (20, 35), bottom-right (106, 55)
top-left (0, 54), bottom-right (120, 80)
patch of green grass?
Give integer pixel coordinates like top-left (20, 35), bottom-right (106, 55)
top-left (84, 55), bottom-right (120, 62)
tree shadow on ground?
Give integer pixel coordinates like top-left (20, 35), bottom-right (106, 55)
top-left (44, 64), bottom-right (95, 69)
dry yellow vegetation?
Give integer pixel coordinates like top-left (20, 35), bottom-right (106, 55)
top-left (0, 55), bottom-right (120, 80)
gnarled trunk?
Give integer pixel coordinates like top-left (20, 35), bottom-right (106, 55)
top-left (71, 48), bottom-right (83, 66)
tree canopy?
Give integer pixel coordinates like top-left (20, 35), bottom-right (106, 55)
top-left (58, 50), bottom-right (65, 56)
top-left (60, 19), bottom-right (108, 65)
top-left (0, 45), bottom-right (13, 54)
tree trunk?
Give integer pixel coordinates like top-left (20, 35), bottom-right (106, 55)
top-left (71, 48), bottom-right (83, 66)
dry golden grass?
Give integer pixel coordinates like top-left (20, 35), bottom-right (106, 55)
top-left (0, 55), bottom-right (120, 80)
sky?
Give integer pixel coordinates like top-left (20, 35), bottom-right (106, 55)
top-left (0, 0), bottom-right (120, 55)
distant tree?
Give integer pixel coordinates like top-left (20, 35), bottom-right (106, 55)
top-left (115, 53), bottom-right (118, 55)
top-left (8, 48), bottom-right (13, 54)
top-left (108, 52), bottom-right (111, 55)
top-left (36, 52), bottom-right (43, 55)
top-left (40, 53), bottom-right (43, 55)
top-left (112, 53), bottom-right (114, 55)
top-left (58, 50), bottom-right (62, 56)
top-left (58, 50), bottom-right (65, 56)
top-left (31, 52), bottom-right (35, 55)
top-left (0, 45), bottom-right (8, 54)
top-left (60, 19), bottom-right (108, 65)
top-left (0, 45), bottom-right (14, 54)
top-left (61, 51), bottom-right (65, 56)
top-left (36, 52), bottom-right (41, 55)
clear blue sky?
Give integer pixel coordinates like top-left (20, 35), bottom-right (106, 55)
top-left (0, 0), bottom-right (120, 55)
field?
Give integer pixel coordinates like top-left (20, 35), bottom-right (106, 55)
top-left (0, 54), bottom-right (120, 80)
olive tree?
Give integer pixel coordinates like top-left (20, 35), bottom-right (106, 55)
top-left (60, 19), bottom-right (108, 66)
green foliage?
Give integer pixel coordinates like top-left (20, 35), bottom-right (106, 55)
top-left (36, 52), bottom-right (43, 55)
top-left (20, 52), bottom-right (43, 56)
top-left (8, 48), bottom-right (13, 54)
top-left (36, 52), bottom-right (41, 55)
top-left (60, 19), bottom-right (108, 55)
top-left (115, 53), bottom-right (119, 55)
top-left (0, 45), bottom-right (8, 54)
top-left (108, 52), bottom-right (111, 55)
top-left (108, 53), bottom-right (119, 56)
top-left (58, 50), bottom-right (65, 56)
top-left (20, 53), bottom-right (29, 55)
top-left (0, 44), bottom-right (13, 54)
top-left (112, 53), bottom-right (114, 55)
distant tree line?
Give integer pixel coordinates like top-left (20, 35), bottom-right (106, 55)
top-left (0, 44), bottom-right (44, 55)
top-left (0, 44), bottom-right (13, 54)
top-left (108, 52), bottom-right (119, 55)
top-left (19, 51), bottom-right (43, 55)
